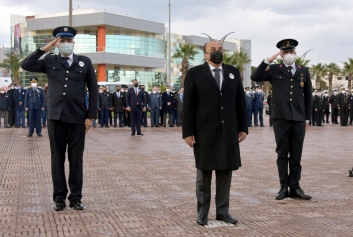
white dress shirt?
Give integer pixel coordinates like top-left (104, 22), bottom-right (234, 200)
top-left (208, 63), bottom-right (223, 89)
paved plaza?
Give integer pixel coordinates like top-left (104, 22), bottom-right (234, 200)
top-left (0, 116), bottom-right (352, 237)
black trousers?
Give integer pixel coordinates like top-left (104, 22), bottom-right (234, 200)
top-left (332, 108), bottom-right (338, 123)
top-left (8, 108), bottom-right (15, 126)
top-left (315, 110), bottom-right (323, 126)
top-left (130, 107), bottom-right (142, 133)
top-left (350, 110), bottom-right (353, 124)
top-left (340, 108), bottom-right (348, 125)
top-left (141, 111), bottom-right (148, 126)
top-left (323, 109), bottom-right (330, 122)
top-left (196, 169), bottom-right (232, 215)
top-left (269, 106), bottom-right (272, 126)
top-left (48, 120), bottom-right (85, 202)
top-left (273, 119), bottom-right (306, 189)
top-left (163, 112), bottom-right (173, 125)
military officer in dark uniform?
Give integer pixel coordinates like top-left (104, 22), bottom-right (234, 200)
top-left (322, 90), bottom-right (330, 123)
top-left (329, 88), bottom-right (339, 124)
top-left (349, 89), bottom-right (353, 125)
top-left (313, 89), bottom-right (324, 126)
top-left (267, 89), bottom-right (273, 127)
top-left (21, 26), bottom-right (98, 211)
top-left (251, 39), bottom-right (312, 200)
top-left (245, 87), bottom-right (253, 127)
top-left (338, 87), bottom-right (348, 126)
top-left (24, 78), bottom-right (45, 137)
top-left (140, 85), bottom-right (150, 127)
top-left (183, 38), bottom-right (248, 226)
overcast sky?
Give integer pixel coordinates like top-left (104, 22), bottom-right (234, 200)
top-left (0, 0), bottom-right (352, 67)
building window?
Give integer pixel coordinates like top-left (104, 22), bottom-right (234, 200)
top-left (246, 44), bottom-right (249, 49)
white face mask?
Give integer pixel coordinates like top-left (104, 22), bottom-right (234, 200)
top-left (166, 89), bottom-right (171, 93)
top-left (10, 87), bottom-right (14, 90)
top-left (157, 90), bottom-right (161, 93)
top-left (342, 91), bottom-right (345, 93)
top-left (245, 91), bottom-right (250, 94)
top-left (258, 90), bottom-right (262, 93)
top-left (31, 83), bottom-right (37, 87)
top-left (58, 42), bottom-right (74, 55)
top-left (334, 92), bottom-right (338, 95)
top-left (283, 53), bottom-right (296, 65)
top-left (0, 91), bottom-right (4, 94)
top-left (99, 91), bottom-right (103, 93)
top-left (121, 90), bottom-right (125, 92)
top-left (152, 91), bottom-right (157, 94)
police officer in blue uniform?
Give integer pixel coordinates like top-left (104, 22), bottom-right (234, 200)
top-left (24, 78), bottom-right (45, 137)
top-left (253, 86), bottom-right (265, 127)
top-left (245, 87), bottom-right (253, 127)
top-left (21, 26), bottom-right (98, 211)
top-left (251, 39), bottom-right (313, 200)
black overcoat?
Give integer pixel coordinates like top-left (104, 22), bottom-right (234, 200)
top-left (182, 62), bottom-right (248, 171)
top-left (21, 48), bottom-right (98, 124)
top-left (111, 92), bottom-right (125, 113)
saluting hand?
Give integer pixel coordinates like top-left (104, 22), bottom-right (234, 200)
top-left (41, 37), bottom-right (61, 51)
top-left (184, 136), bottom-right (196, 148)
top-left (267, 51), bottom-right (281, 63)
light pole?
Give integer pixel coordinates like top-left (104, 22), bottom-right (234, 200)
top-left (69, 0), bottom-right (73, 26)
top-left (168, 0), bottom-right (171, 85)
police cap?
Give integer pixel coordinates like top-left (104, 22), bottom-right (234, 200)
top-left (276, 39), bottom-right (298, 51)
top-left (52, 26), bottom-right (77, 38)
top-left (30, 77), bottom-right (38, 83)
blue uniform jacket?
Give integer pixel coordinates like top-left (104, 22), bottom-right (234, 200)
top-left (24, 88), bottom-right (45, 110)
top-left (253, 92), bottom-right (264, 109)
top-left (13, 89), bottom-right (26, 110)
top-left (245, 94), bottom-right (252, 111)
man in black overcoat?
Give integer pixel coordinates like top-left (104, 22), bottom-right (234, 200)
top-left (329, 88), bottom-right (339, 124)
top-left (182, 40), bottom-right (248, 226)
top-left (251, 39), bottom-right (312, 201)
top-left (21, 26), bottom-right (98, 211)
top-left (112, 85), bottom-right (125, 127)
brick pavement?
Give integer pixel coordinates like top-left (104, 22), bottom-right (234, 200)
top-left (0, 116), bottom-right (352, 237)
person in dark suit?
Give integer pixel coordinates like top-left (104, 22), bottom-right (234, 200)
top-left (126, 79), bottom-right (146, 135)
top-left (24, 78), bottom-right (45, 137)
top-left (98, 86), bottom-right (112, 128)
top-left (149, 86), bottom-right (162, 127)
top-left (313, 89), bottom-right (324, 126)
top-left (267, 89), bottom-right (273, 127)
top-left (21, 26), bottom-right (98, 211)
top-left (245, 87), bottom-right (253, 127)
top-left (183, 39), bottom-right (248, 226)
top-left (349, 89), bottom-right (353, 125)
top-left (0, 87), bottom-right (11, 128)
top-left (42, 83), bottom-right (48, 128)
top-left (112, 85), bottom-right (125, 127)
top-left (329, 88), bottom-right (339, 124)
top-left (175, 88), bottom-right (184, 127)
top-left (322, 90), bottom-right (330, 123)
top-left (162, 85), bottom-right (175, 127)
top-left (140, 85), bottom-right (150, 127)
top-left (13, 83), bottom-right (27, 128)
top-left (338, 87), bottom-right (349, 126)
top-left (7, 84), bottom-right (16, 127)
top-left (253, 86), bottom-right (265, 127)
top-left (251, 39), bottom-right (313, 201)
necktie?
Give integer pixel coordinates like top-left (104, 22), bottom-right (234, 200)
top-left (63, 57), bottom-right (70, 70)
top-left (180, 94), bottom-right (183, 102)
top-left (213, 68), bottom-right (221, 90)
top-left (287, 66), bottom-right (293, 77)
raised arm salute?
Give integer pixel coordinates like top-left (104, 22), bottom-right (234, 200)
top-left (251, 39), bottom-right (313, 200)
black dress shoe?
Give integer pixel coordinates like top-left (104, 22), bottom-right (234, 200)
top-left (255, 125), bottom-right (259, 127)
top-left (27, 134), bottom-right (33, 137)
top-left (131, 133), bottom-right (135, 136)
top-left (169, 124), bottom-right (174, 127)
top-left (137, 133), bottom-right (144, 136)
top-left (348, 169), bottom-right (353, 177)
top-left (248, 125), bottom-right (253, 127)
top-left (100, 125), bottom-right (104, 128)
top-left (196, 214), bottom-right (208, 225)
top-left (163, 124), bottom-right (166, 127)
top-left (69, 200), bottom-right (84, 210)
top-left (216, 213), bottom-right (238, 224)
top-left (275, 188), bottom-right (288, 200)
top-left (290, 188), bottom-right (312, 200)
top-left (37, 134), bottom-right (42, 137)
top-left (53, 199), bottom-right (66, 211)
top-left (260, 125), bottom-right (265, 127)
top-left (151, 125), bottom-right (155, 127)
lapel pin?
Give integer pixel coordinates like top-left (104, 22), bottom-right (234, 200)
top-left (279, 64), bottom-right (283, 68)
top-left (79, 61), bottom-right (84, 67)
top-left (229, 73), bottom-right (234, 79)
top-left (298, 65), bottom-right (302, 69)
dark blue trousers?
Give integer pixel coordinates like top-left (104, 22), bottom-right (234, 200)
top-left (247, 110), bottom-right (252, 126)
top-left (100, 110), bottom-right (109, 126)
top-left (28, 109), bottom-right (42, 135)
top-left (16, 108), bottom-right (25, 127)
top-left (130, 107), bottom-right (142, 134)
top-left (254, 108), bottom-right (264, 126)
top-left (114, 112), bottom-right (124, 127)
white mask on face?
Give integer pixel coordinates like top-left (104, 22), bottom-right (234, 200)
top-left (334, 92), bottom-right (338, 95)
top-left (58, 42), bottom-right (74, 55)
top-left (157, 90), bottom-right (161, 93)
top-left (258, 90), bottom-right (262, 93)
top-left (99, 91), bottom-right (103, 93)
top-left (283, 53), bottom-right (296, 65)
top-left (166, 89), bottom-right (171, 93)
top-left (342, 91), bottom-right (345, 94)
top-left (121, 90), bottom-right (125, 92)
top-left (31, 83), bottom-right (37, 88)
top-left (0, 91), bottom-right (4, 94)
top-left (246, 91), bottom-right (250, 94)
top-left (152, 91), bottom-right (157, 94)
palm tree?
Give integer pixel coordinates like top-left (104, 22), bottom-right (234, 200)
top-left (0, 54), bottom-right (23, 84)
top-left (225, 51), bottom-right (250, 82)
top-left (325, 63), bottom-right (341, 93)
top-left (172, 44), bottom-right (198, 87)
top-left (295, 57), bottom-right (310, 67)
top-left (343, 58), bottom-right (353, 90)
top-left (310, 63), bottom-right (327, 89)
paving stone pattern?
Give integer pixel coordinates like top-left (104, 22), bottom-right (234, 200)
top-left (0, 117), bottom-right (352, 236)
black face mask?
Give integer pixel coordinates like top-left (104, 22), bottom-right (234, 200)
top-left (141, 88), bottom-right (145, 91)
top-left (134, 84), bottom-right (138, 87)
top-left (103, 90), bottom-right (107, 93)
top-left (210, 50), bottom-right (223, 64)
top-left (116, 89), bottom-right (120, 92)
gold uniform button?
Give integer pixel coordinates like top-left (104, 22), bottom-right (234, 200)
top-left (290, 99), bottom-right (292, 101)
top-left (290, 92), bottom-right (293, 94)
top-left (291, 79), bottom-right (293, 81)
top-left (65, 78), bottom-right (68, 80)
top-left (291, 86), bottom-right (293, 88)
top-left (64, 85), bottom-right (67, 87)
top-left (63, 93), bottom-right (66, 95)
